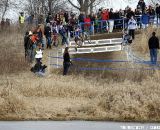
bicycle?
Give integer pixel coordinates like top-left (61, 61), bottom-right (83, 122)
top-left (122, 29), bottom-right (132, 46)
top-left (83, 30), bottom-right (92, 44)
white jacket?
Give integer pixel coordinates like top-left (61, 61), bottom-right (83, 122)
top-left (35, 49), bottom-right (43, 59)
top-left (128, 19), bottom-right (137, 30)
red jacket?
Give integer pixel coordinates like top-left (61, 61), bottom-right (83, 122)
top-left (101, 11), bottom-right (109, 20)
top-left (84, 17), bottom-right (91, 27)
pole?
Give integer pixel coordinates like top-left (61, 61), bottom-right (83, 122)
top-left (48, 51), bottom-right (50, 74)
top-left (93, 21), bottom-right (95, 35)
top-left (123, 17), bottom-right (125, 31)
top-left (57, 50), bottom-right (59, 69)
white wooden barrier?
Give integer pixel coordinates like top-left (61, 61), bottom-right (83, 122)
top-left (69, 38), bottom-right (122, 47)
top-left (62, 45), bottom-right (122, 54)
top-left (62, 38), bottom-right (123, 54)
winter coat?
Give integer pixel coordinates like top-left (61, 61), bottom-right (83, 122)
top-left (141, 14), bottom-right (150, 24)
top-left (44, 26), bottom-right (51, 37)
top-left (35, 49), bottom-right (43, 59)
top-left (84, 17), bottom-right (91, 27)
top-left (156, 6), bottom-right (160, 15)
top-left (101, 11), bottom-right (109, 20)
top-left (148, 36), bottom-right (160, 49)
top-left (78, 14), bottom-right (84, 23)
top-left (128, 19), bottom-right (137, 30)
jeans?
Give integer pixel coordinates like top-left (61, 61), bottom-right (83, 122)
top-left (28, 49), bottom-right (35, 63)
top-left (108, 20), bottom-right (114, 33)
top-left (142, 24), bottom-right (148, 29)
top-left (46, 36), bottom-right (51, 48)
top-left (150, 49), bottom-right (158, 64)
top-left (63, 62), bottom-right (70, 75)
top-left (42, 37), bottom-right (46, 49)
top-left (157, 14), bottom-right (160, 24)
top-left (129, 29), bottom-right (135, 40)
top-left (62, 35), bottom-right (68, 45)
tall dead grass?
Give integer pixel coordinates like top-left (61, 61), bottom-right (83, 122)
top-left (0, 27), bottom-right (160, 122)
top-left (0, 27), bottom-right (29, 74)
top-left (133, 26), bottom-right (160, 54)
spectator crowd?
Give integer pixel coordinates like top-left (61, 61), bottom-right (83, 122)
top-left (1, 0), bottom-right (160, 75)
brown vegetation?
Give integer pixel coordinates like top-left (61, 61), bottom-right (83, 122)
top-left (0, 28), bottom-right (30, 74)
top-left (0, 27), bottom-right (160, 122)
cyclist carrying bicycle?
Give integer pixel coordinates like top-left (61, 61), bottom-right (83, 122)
top-left (122, 29), bottom-right (132, 46)
top-left (74, 26), bottom-right (84, 51)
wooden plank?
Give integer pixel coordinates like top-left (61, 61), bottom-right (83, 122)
top-left (69, 38), bottom-right (122, 47)
top-left (62, 45), bottom-right (122, 54)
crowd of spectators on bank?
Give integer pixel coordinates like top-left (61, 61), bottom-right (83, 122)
top-left (42, 0), bottom-right (160, 34)
top-left (1, 0), bottom-right (160, 75)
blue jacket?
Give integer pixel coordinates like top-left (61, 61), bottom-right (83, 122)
top-left (141, 14), bottom-right (150, 24)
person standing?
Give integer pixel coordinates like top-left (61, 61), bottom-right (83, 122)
top-left (156, 4), bottom-right (160, 24)
top-left (141, 11), bottom-right (150, 29)
top-left (44, 23), bottom-right (52, 49)
top-left (137, 0), bottom-right (146, 14)
top-left (128, 16), bottom-right (137, 40)
top-left (148, 32), bottom-right (160, 65)
top-left (27, 31), bottom-right (35, 63)
top-left (63, 47), bottom-right (71, 75)
top-left (109, 8), bottom-right (115, 33)
top-left (24, 31), bottom-right (29, 59)
top-left (19, 12), bottom-right (25, 31)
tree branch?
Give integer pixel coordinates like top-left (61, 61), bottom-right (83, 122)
top-left (67, 0), bottom-right (80, 10)
top-left (88, 0), bottom-right (96, 7)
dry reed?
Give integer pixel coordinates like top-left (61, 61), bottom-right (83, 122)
top-left (0, 27), bottom-right (160, 122)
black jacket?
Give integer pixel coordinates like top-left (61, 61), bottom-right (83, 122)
top-left (78, 14), bottom-right (84, 23)
top-left (126, 11), bottom-right (135, 19)
top-left (148, 36), bottom-right (160, 49)
top-left (138, 1), bottom-right (146, 11)
top-left (24, 35), bottom-right (29, 49)
top-left (24, 36), bottom-right (33, 50)
top-left (63, 52), bottom-right (70, 63)
top-left (156, 6), bottom-right (160, 15)
top-left (109, 12), bottom-right (115, 19)
top-left (44, 26), bottom-right (51, 37)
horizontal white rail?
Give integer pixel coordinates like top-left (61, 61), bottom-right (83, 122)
top-left (69, 38), bottom-right (122, 47)
top-left (62, 45), bottom-right (122, 54)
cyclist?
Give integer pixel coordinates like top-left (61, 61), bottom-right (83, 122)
top-left (122, 29), bottom-right (132, 46)
top-left (74, 26), bottom-right (84, 51)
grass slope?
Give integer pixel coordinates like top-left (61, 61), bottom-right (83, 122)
top-left (0, 27), bottom-right (160, 122)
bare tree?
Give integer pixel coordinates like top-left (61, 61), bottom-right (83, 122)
top-left (149, 0), bottom-right (160, 5)
top-left (25, 0), bottom-right (68, 16)
top-left (67, 0), bottom-right (102, 14)
top-left (0, 0), bottom-right (23, 20)
top-left (0, 0), bottom-right (9, 20)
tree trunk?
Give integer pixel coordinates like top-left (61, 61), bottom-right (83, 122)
top-left (78, 0), bottom-right (89, 14)
top-left (1, 0), bottom-right (9, 20)
top-left (90, 2), bottom-right (93, 14)
top-left (48, 0), bottom-right (52, 13)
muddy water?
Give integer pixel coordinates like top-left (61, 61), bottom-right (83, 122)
top-left (0, 121), bottom-right (159, 130)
